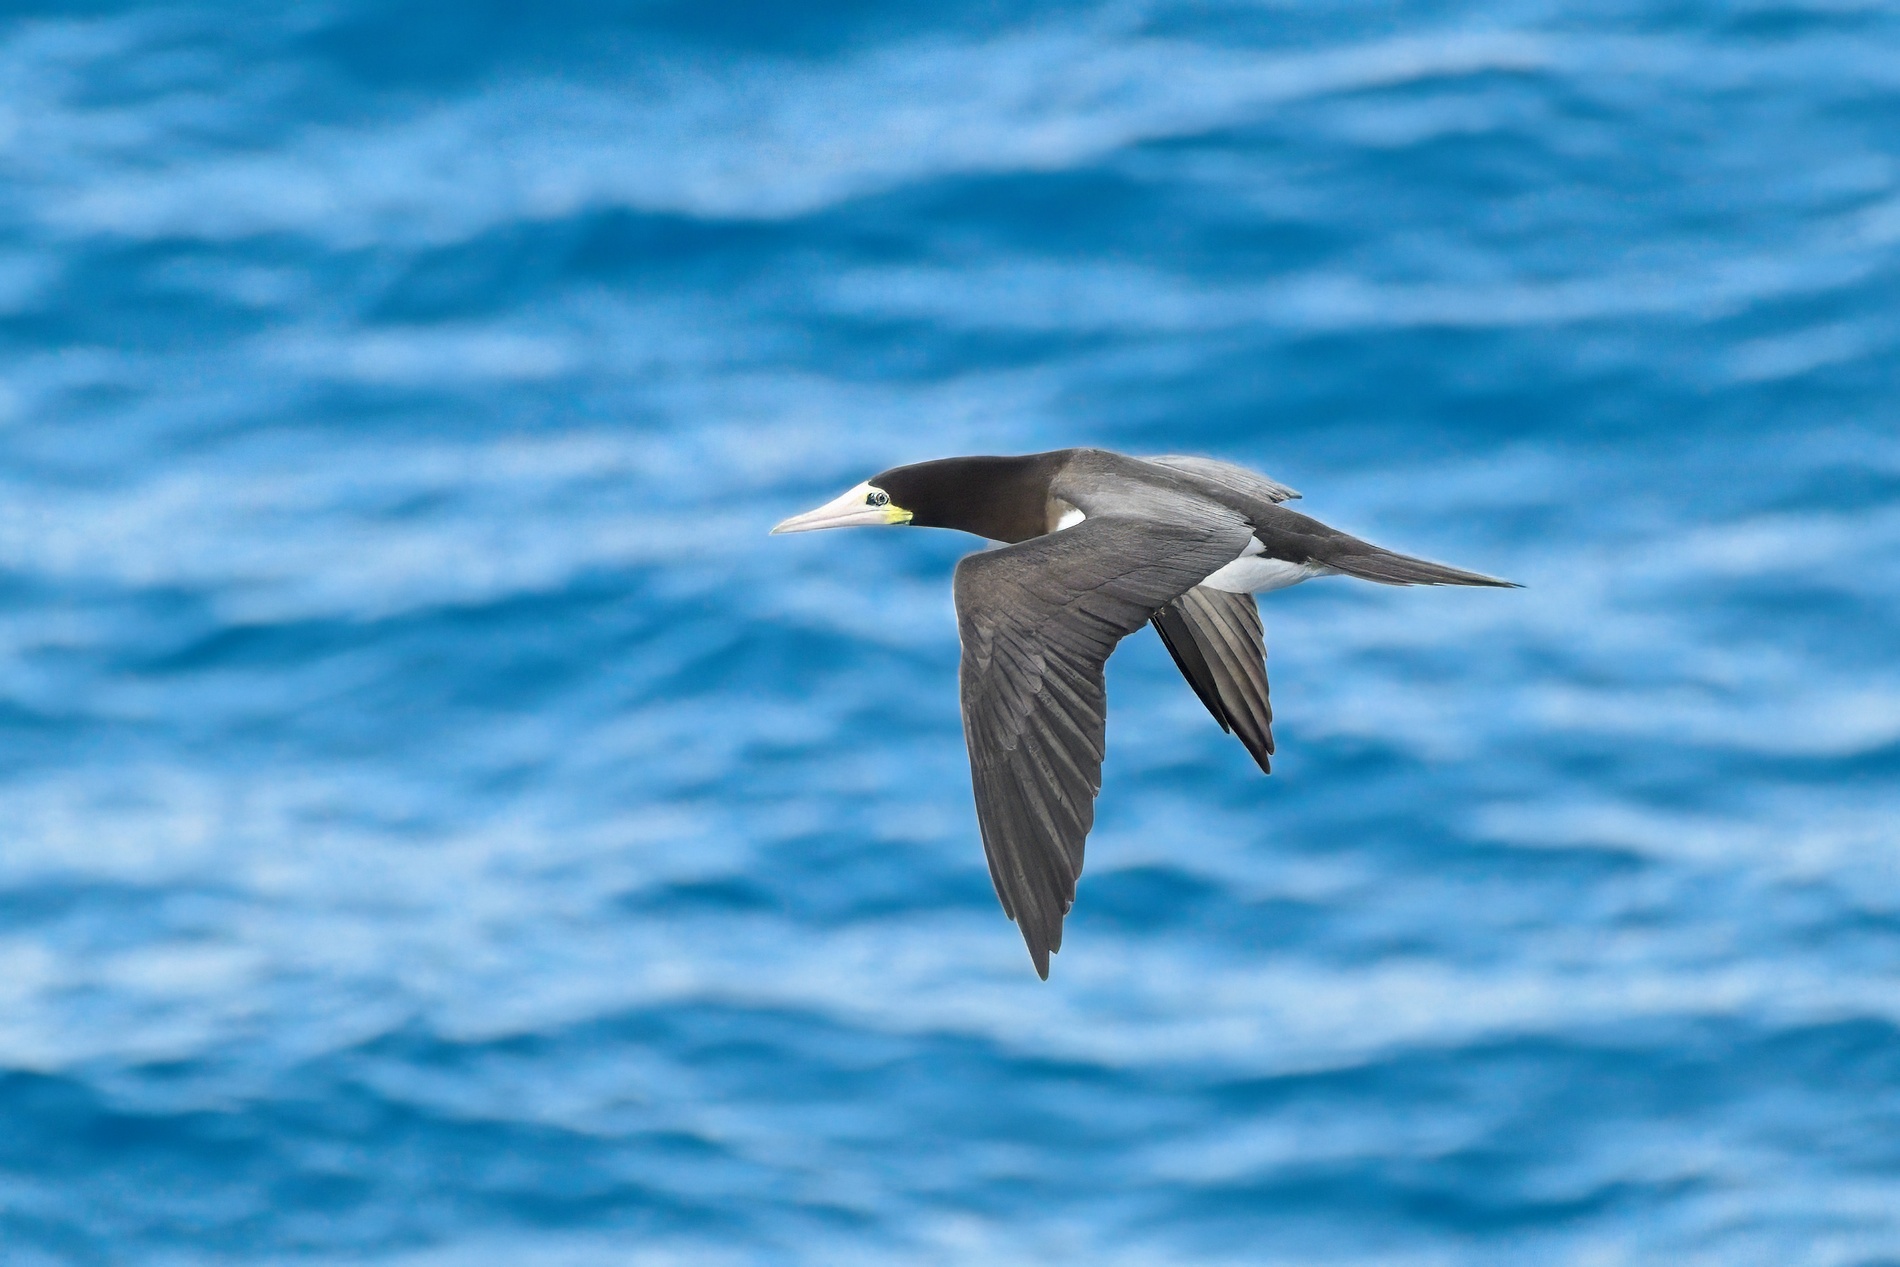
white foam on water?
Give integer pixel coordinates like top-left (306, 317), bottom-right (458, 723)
top-left (822, 241), bottom-right (1896, 334)
top-left (12, 20), bottom-right (1554, 243)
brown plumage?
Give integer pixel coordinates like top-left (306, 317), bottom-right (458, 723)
top-left (772, 448), bottom-right (1517, 977)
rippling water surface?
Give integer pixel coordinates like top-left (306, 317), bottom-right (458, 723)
top-left (3, 2), bottom-right (1899, 1263)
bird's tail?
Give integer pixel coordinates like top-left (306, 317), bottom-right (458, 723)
top-left (1322, 543), bottom-right (1519, 587)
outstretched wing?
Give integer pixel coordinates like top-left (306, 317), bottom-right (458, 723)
top-left (954, 511), bottom-right (1253, 978)
top-left (1151, 586), bottom-right (1274, 773)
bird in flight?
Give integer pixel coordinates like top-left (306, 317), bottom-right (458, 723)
top-left (772, 448), bottom-right (1516, 978)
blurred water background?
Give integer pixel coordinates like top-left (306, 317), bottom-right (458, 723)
top-left (3, 1), bottom-right (1899, 1263)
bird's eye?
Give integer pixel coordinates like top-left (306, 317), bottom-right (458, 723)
top-left (866, 490), bottom-right (890, 507)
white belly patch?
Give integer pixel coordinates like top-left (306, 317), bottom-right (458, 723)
top-left (1200, 540), bottom-right (1331, 593)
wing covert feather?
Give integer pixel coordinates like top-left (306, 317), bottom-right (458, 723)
top-left (1142, 454), bottom-right (1301, 504)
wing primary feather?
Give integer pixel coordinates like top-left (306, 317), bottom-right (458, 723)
top-left (1196, 591), bottom-right (1273, 740)
top-left (1152, 602), bottom-right (1234, 734)
top-left (1156, 587), bottom-right (1274, 773)
top-left (1195, 591), bottom-right (1274, 769)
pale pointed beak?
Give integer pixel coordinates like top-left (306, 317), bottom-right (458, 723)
top-left (770, 482), bottom-right (911, 534)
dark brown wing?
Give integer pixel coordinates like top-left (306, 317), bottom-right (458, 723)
top-left (1151, 586), bottom-right (1274, 773)
top-left (954, 512), bottom-right (1253, 978)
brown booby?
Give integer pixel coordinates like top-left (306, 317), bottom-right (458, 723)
top-left (772, 448), bottom-right (1516, 978)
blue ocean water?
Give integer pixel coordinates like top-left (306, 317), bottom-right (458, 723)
top-left (2, 0), bottom-right (1898, 1262)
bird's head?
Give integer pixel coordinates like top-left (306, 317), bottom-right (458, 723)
top-left (770, 454), bottom-right (1070, 542)
top-left (769, 479), bottom-right (914, 534)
